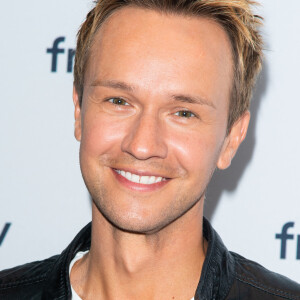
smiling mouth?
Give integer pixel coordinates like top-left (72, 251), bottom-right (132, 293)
top-left (114, 169), bottom-right (167, 185)
top-left (113, 169), bottom-right (169, 185)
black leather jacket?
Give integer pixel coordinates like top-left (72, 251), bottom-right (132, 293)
top-left (1, 218), bottom-right (299, 299)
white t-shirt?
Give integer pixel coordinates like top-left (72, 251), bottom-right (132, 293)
top-left (69, 251), bottom-right (88, 300)
top-left (69, 251), bottom-right (195, 300)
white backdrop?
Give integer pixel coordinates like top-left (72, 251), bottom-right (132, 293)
top-left (1, 0), bottom-right (299, 283)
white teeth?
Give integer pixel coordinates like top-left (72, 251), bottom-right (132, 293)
top-left (155, 177), bottom-right (162, 183)
top-left (140, 176), bottom-right (149, 184)
top-left (131, 174), bottom-right (140, 183)
top-left (116, 170), bottom-right (166, 185)
top-left (125, 172), bottom-right (132, 181)
top-left (148, 176), bottom-right (156, 184)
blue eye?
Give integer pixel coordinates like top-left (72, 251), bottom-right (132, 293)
top-left (108, 98), bottom-right (129, 106)
top-left (175, 110), bottom-right (195, 118)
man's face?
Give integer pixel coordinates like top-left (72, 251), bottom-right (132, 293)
top-left (74, 7), bottom-right (247, 233)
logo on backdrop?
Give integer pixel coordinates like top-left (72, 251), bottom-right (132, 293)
top-left (46, 37), bottom-right (75, 73)
top-left (275, 222), bottom-right (300, 260)
top-left (0, 223), bottom-right (11, 247)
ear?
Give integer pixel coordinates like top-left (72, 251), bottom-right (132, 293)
top-left (217, 111), bottom-right (250, 170)
top-left (73, 85), bottom-right (82, 141)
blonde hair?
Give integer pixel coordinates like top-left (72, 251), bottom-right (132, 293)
top-left (74, 0), bottom-right (263, 131)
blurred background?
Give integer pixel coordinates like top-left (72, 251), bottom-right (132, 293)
top-left (0, 0), bottom-right (299, 282)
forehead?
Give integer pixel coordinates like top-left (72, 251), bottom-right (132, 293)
top-left (85, 6), bottom-right (233, 106)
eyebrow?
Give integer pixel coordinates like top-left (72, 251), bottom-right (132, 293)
top-left (91, 79), bottom-right (215, 109)
top-left (91, 79), bottom-right (134, 92)
top-left (171, 94), bottom-right (216, 109)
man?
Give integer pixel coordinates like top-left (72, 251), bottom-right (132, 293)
top-left (0, 0), bottom-right (299, 299)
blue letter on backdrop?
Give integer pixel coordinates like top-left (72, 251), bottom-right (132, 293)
top-left (275, 222), bottom-right (294, 259)
top-left (0, 223), bottom-right (11, 246)
top-left (47, 37), bottom-right (65, 72)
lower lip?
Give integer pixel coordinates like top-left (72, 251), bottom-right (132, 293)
top-left (111, 169), bottom-right (170, 192)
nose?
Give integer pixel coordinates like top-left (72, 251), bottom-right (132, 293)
top-left (121, 113), bottom-right (168, 160)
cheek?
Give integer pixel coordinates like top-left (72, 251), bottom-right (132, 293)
top-left (80, 112), bottom-right (126, 158)
top-left (167, 127), bottom-right (224, 179)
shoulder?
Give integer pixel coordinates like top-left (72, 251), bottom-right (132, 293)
top-left (0, 255), bottom-right (59, 299)
top-left (229, 251), bottom-right (300, 299)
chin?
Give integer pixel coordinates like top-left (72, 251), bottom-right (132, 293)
top-left (94, 201), bottom-right (168, 234)
top-left (88, 176), bottom-right (206, 234)
top-left (92, 194), bottom-right (201, 235)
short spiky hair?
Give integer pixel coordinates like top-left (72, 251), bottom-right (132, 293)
top-left (74, 0), bottom-right (263, 131)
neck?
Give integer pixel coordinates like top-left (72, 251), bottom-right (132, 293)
top-left (71, 199), bottom-right (207, 300)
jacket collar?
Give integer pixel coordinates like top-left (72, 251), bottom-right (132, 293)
top-left (195, 218), bottom-right (235, 300)
top-left (42, 218), bottom-right (234, 300)
top-left (41, 223), bottom-right (91, 299)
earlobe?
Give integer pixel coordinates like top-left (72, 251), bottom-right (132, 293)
top-left (73, 85), bottom-right (82, 142)
top-left (217, 111), bottom-right (250, 170)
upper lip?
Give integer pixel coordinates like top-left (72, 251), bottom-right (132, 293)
top-left (112, 167), bottom-right (171, 179)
